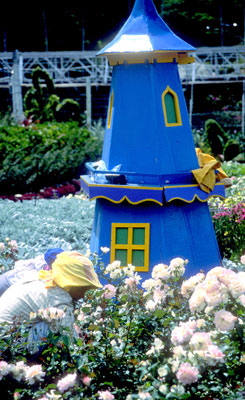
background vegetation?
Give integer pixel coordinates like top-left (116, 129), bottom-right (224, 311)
top-left (0, 2), bottom-right (244, 398)
top-left (0, 194), bottom-right (94, 262)
top-left (0, 121), bottom-right (103, 196)
top-left (0, 0), bottom-right (244, 52)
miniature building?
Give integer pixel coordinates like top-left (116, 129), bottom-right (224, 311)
top-left (81, 0), bottom-right (225, 281)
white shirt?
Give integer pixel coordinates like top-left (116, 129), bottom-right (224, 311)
top-left (0, 279), bottom-right (74, 330)
top-left (7, 255), bottom-right (48, 285)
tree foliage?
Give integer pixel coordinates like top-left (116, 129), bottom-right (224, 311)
top-left (23, 67), bottom-right (81, 123)
top-left (159, 0), bottom-right (244, 46)
top-left (0, 0), bottom-right (243, 52)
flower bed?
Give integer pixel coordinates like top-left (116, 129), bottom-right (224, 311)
top-left (0, 180), bottom-right (81, 202)
top-left (0, 162), bottom-right (244, 399)
top-left (0, 251), bottom-right (244, 399)
top-left (209, 176), bottom-right (245, 261)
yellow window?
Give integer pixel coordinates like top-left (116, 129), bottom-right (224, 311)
top-left (110, 223), bottom-right (150, 272)
top-left (162, 86), bottom-right (182, 127)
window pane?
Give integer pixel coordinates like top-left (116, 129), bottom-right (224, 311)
top-left (116, 228), bottom-right (128, 244)
top-left (115, 249), bottom-right (127, 266)
top-left (133, 228), bottom-right (145, 245)
top-left (165, 92), bottom-right (177, 123)
top-left (132, 250), bottom-right (145, 267)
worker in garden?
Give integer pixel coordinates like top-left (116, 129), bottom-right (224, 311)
top-left (0, 251), bottom-right (102, 350)
top-left (0, 248), bottom-right (64, 296)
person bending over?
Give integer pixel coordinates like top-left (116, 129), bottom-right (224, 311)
top-left (0, 251), bottom-right (102, 350)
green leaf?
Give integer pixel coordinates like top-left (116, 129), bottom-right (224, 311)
top-left (46, 384), bottom-right (57, 390)
top-left (82, 307), bottom-right (92, 313)
top-left (76, 338), bottom-right (83, 347)
top-left (114, 319), bottom-right (120, 329)
top-left (61, 335), bottom-right (70, 347)
top-left (88, 324), bottom-right (100, 331)
top-left (154, 309), bottom-right (165, 319)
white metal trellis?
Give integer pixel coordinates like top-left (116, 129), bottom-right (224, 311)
top-left (0, 51), bottom-right (112, 87)
top-left (1, 47), bottom-right (245, 129)
top-left (0, 46), bottom-right (245, 88)
top-left (178, 45), bottom-right (245, 83)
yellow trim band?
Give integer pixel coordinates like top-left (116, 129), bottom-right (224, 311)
top-left (88, 195), bottom-right (163, 206)
top-left (164, 183), bottom-right (225, 189)
top-left (166, 194), bottom-right (226, 203)
top-left (107, 52), bottom-right (195, 66)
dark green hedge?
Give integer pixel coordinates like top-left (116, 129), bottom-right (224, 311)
top-left (0, 121), bottom-right (103, 195)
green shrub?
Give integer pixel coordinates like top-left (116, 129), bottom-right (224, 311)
top-left (0, 121), bottom-right (103, 195)
top-left (55, 99), bottom-right (81, 122)
top-left (204, 119), bottom-right (228, 156)
top-left (221, 160), bottom-right (245, 178)
top-left (24, 67), bottom-right (81, 123)
top-left (224, 139), bottom-right (240, 161)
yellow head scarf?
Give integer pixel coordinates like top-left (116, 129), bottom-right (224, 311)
top-left (38, 251), bottom-right (102, 299)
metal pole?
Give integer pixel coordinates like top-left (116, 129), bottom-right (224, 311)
top-left (220, 6), bottom-right (224, 46)
top-left (104, 58), bottom-right (109, 84)
top-left (189, 62), bottom-right (196, 128)
top-left (242, 80), bottom-right (245, 136)
top-left (11, 50), bottom-right (24, 123)
top-left (86, 76), bottom-right (92, 128)
top-left (4, 32), bottom-right (7, 52)
top-left (42, 9), bottom-right (48, 51)
top-left (244, 6), bottom-right (245, 45)
top-left (82, 27), bottom-right (85, 51)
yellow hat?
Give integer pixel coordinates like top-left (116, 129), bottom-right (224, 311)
top-left (39, 251), bottom-right (102, 299)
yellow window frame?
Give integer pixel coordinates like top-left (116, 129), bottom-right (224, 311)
top-left (110, 223), bottom-right (150, 272)
top-left (107, 90), bottom-right (114, 129)
top-left (162, 85), bottom-right (182, 127)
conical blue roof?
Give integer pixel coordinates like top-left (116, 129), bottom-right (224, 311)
top-left (97, 0), bottom-right (195, 55)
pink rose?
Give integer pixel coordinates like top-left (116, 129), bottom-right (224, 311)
top-left (214, 310), bottom-right (237, 332)
top-left (25, 364), bottom-right (45, 385)
top-left (103, 284), bottom-right (117, 299)
top-left (82, 376), bottom-right (91, 386)
top-left (9, 240), bottom-right (18, 252)
top-left (98, 390), bottom-right (115, 400)
top-left (176, 362), bottom-right (199, 385)
top-left (171, 322), bottom-right (195, 345)
top-left (190, 331), bottom-right (212, 350)
top-left (57, 373), bottom-right (77, 393)
top-left (125, 276), bottom-right (141, 288)
top-left (205, 344), bottom-right (225, 366)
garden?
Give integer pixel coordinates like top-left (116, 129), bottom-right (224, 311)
top-left (0, 66), bottom-right (245, 399)
top-left (0, 156), bottom-right (244, 399)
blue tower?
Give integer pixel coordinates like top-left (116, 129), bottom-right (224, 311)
top-left (81, 0), bottom-right (225, 280)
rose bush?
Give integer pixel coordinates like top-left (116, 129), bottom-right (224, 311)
top-left (209, 175), bottom-right (245, 261)
top-left (0, 238), bottom-right (19, 273)
top-left (0, 165), bottom-right (244, 398)
top-left (0, 249), bottom-right (244, 400)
